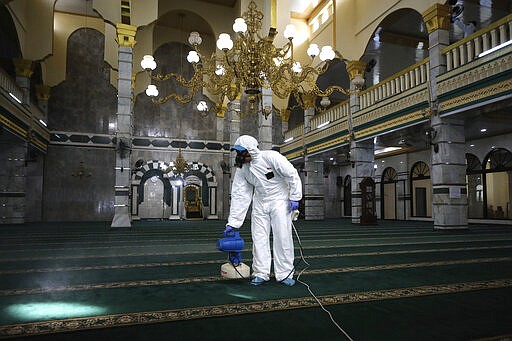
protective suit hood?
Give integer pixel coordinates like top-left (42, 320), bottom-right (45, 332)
top-left (233, 135), bottom-right (260, 158)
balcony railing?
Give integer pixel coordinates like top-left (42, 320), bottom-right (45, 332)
top-left (0, 67), bottom-right (23, 104)
top-left (359, 59), bottom-right (430, 109)
top-left (443, 14), bottom-right (512, 71)
top-left (281, 13), bottom-right (512, 156)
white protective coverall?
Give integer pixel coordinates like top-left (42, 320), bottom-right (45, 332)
top-left (227, 135), bottom-right (302, 281)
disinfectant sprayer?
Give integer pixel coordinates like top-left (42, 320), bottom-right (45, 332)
top-left (217, 231), bottom-right (250, 279)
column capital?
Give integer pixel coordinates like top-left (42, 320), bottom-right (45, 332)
top-left (302, 91), bottom-right (317, 109)
top-left (346, 60), bottom-right (366, 81)
top-left (13, 58), bottom-right (34, 78)
top-left (422, 3), bottom-right (451, 34)
top-left (116, 23), bottom-right (137, 48)
top-left (36, 84), bottom-right (51, 101)
top-left (280, 108), bottom-right (291, 122)
top-left (215, 103), bottom-right (226, 118)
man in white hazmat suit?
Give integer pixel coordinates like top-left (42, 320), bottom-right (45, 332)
top-left (224, 135), bottom-right (302, 286)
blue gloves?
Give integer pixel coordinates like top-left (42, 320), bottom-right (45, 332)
top-left (223, 225), bottom-right (235, 237)
top-left (289, 200), bottom-right (299, 212)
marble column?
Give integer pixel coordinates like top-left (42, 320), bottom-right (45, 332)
top-left (111, 23), bottom-right (137, 229)
top-left (258, 86), bottom-right (273, 150)
top-left (3, 59), bottom-right (35, 224)
top-left (350, 139), bottom-right (375, 224)
top-left (13, 58), bottom-right (33, 106)
top-left (228, 98), bottom-right (241, 177)
top-left (281, 108), bottom-right (290, 137)
top-left (301, 92), bottom-right (324, 220)
top-left (430, 116), bottom-right (467, 229)
top-left (346, 61), bottom-right (372, 224)
top-left (423, 4), bottom-right (468, 229)
top-left (35, 84), bottom-right (51, 120)
top-left (225, 98), bottom-right (241, 218)
top-left (169, 180), bottom-right (181, 220)
top-left (304, 158), bottom-right (324, 220)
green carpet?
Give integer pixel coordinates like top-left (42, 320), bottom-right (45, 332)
top-left (0, 219), bottom-right (511, 340)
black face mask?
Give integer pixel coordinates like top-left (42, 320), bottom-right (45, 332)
top-left (234, 150), bottom-right (250, 168)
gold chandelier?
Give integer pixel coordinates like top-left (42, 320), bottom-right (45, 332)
top-left (140, 1), bottom-right (363, 117)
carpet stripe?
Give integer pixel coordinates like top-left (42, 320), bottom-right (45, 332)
top-left (2, 244), bottom-right (512, 274)
top-left (1, 278), bottom-right (511, 338)
top-left (1, 257), bottom-right (510, 296)
top-left (2, 237), bottom-right (512, 262)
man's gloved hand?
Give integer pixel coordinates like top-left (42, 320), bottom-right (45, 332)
top-left (289, 200), bottom-right (299, 212)
top-left (223, 225), bottom-right (235, 237)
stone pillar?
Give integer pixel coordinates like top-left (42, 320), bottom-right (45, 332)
top-left (208, 185), bottom-right (218, 219)
top-left (2, 58), bottom-right (35, 224)
top-left (281, 108), bottom-right (290, 136)
top-left (111, 23), bottom-right (137, 229)
top-left (216, 108), bottom-right (224, 142)
top-left (304, 158), bottom-right (324, 220)
top-left (169, 180), bottom-right (181, 220)
top-left (423, 4), bottom-right (468, 230)
top-left (301, 92), bottom-right (324, 220)
top-left (258, 86), bottom-right (273, 150)
top-left (346, 60), bottom-right (366, 140)
top-left (0, 142), bottom-right (26, 224)
top-left (35, 84), bottom-right (51, 119)
top-left (346, 60), bottom-right (372, 225)
top-left (430, 116), bottom-right (467, 229)
top-left (303, 92), bottom-right (316, 134)
top-left (228, 98), bottom-right (241, 176)
top-left (13, 58), bottom-right (33, 106)
top-left (350, 140), bottom-right (375, 224)
top-left (225, 98), bottom-right (241, 218)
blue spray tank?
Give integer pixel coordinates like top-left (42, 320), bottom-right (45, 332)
top-left (217, 231), bottom-right (244, 266)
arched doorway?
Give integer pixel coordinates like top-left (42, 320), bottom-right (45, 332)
top-left (344, 175), bottom-right (352, 216)
top-left (466, 153), bottom-right (484, 219)
top-left (483, 148), bottom-right (512, 219)
top-left (381, 167), bottom-right (397, 219)
top-left (410, 161), bottom-right (431, 217)
top-left (184, 175), bottom-right (203, 219)
top-left (138, 175), bottom-right (166, 219)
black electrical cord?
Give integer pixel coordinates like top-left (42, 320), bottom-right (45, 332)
top-left (224, 214), bottom-right (354, 340)
top-left (228, 255), bottom-right (249, 279)
top-left (290, 221), bottom-right (355, 341)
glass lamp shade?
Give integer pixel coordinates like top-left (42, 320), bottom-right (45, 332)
top-left (141, 55), bottom-right (157, 70)
top-left (307, 44), bottom-right (320, 58)
top-left (145, 84), bottom-right (159, 97)
top-left (233, 18), bottom-right (247, 33)
top-left (320, 96), bottom-right (331, 107)
top-left (215, 65), bottom-right (225, 76)
top-left (291, 61), bottom-right (302, 73)
top-left (188, 32), bottom-right (202, 46)
top-left (319, 45), bottom-right (335, 61)
top-left (187, 51), bottom-right (200, 63)
top-left (197, 100), bottom-right (208, 112)
top-left (283, 24), bottom-right (296, 40)
top-left (352, 74), bottom-right (365, 88)
top-left (217, 33), bottom-right (233, 50)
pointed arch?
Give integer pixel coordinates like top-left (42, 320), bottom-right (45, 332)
top-left (381, 167), bottom-right (398, 220)
top-left (410, 161), bottom-right (431, 217)
top-left (482, 148), bottom-right (512, 219)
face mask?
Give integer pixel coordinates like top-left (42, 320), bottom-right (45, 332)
top-left (234, 150), bottom-right (250, 168)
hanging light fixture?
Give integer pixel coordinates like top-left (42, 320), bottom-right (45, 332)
top-left (140, 1), bottom-right (363, 116)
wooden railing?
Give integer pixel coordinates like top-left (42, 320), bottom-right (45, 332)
top-left (443, 14), bottom-right (512, 71)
